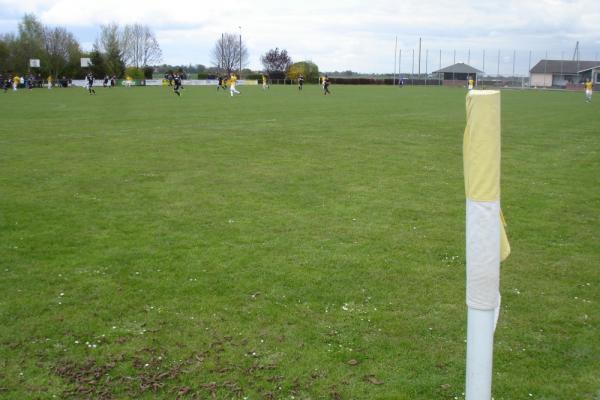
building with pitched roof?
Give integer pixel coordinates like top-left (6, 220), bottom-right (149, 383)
top-left (432, 63), bottom-right (483, 86)
top-left (529, 60), bottom-right (600, 87)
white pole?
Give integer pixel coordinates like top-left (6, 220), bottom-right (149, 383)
top-left (394, 36), bottom-right (398, 86)
top-left (466, 305), bottom-right (496, 399)
top-left (399, 49), bottom-right (402, 75)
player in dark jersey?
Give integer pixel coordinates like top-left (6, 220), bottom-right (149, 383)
top-left (298, 74), bottom-right (304, 90)
top-left (217, 76), bottom-right (227, 91)
top-left (173, 74), bottom-right (182, 96)
top-left (323, 75), bottom-right (331, 95)
top-left (86, 73), bottom-right (96, 95)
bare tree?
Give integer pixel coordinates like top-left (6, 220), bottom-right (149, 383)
top-left (261, 48), bottom-right (292, 78)
top-left (210, 33), bottom-right (248, 75)
top-left (122, 24), bottom-right (162, 68)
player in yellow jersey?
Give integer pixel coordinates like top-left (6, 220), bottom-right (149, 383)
top-left (47, 75), bottom-right (52, 89)
top-left (468, 76), bottom-right (474, 90)
top-left (262, 74), bottom-right (269, 90)
top-left (584, 78), bottom-right (593, 103)
top-left (12, 75), bottom-right (19, 91)
top-left (229, 73), bottom-right (241, 96)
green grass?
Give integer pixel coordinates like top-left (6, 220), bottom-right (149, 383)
top-left (1, 84), bottom-right (599, 399)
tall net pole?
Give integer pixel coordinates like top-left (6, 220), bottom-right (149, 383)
top-left (393, 36), bottom-right (398, 86)
top-left (412, 48), bottom-right (415, 84)
top-left (425, 49), bottom-right (429, 85)
top-left (483, 49), bottom-right (486, 83)
top-left (528, 50), bottom-right (532, 87)
top-left (439, 49), bottom-right (442, 85)
top-left (418, 38), bottom-right (422, 77)
top-left (497, 49), bottom-right (500, 77)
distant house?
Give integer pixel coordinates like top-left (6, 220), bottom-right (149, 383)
top-left (432, 63), bottom-right (483, 86)
top-left (529, 60), bottom-right (599, 87)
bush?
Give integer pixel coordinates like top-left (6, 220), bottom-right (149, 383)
top-left (197, 73), bottom-right (209, 79)
top-left (125, 67), bottom-right (144, 80)
top-left (143, 66), bottom-right (154, 79)
top-left (244, 74), bottom-right (262, 80)
top-left (287, 61), bottom-right (319, 83)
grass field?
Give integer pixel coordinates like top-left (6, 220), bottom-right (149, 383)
top-left (1, 84), bottom-right (599, 399)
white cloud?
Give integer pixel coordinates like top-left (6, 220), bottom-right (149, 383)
top-left (1, 0), bottom-right (599, 72)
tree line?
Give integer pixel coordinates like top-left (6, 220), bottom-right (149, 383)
top-left (1, 13), bottom-right (320, 82)
top-left (0, 14), bottom-right (161, 79)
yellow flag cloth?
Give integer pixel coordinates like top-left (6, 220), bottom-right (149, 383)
top-left (464, 90), bottom-right (510, 262)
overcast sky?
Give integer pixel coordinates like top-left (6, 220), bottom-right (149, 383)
top-left (1, 0), bottom-right (599, 75)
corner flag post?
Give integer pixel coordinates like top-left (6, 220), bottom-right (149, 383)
top-left (463, 90), bottom-right (510, 400)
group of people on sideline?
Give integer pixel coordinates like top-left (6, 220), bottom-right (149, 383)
top-left (2, 71), bottom-right (593, 102)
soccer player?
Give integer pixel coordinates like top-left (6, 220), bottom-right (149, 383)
top-left (173, 73), bottom-right (182, 96)
top-left (217, 76), bottom-right (224, 91)
top-left (229, 73), bottom-right (241, 97)
top-left (323, 75), bottom-right (331, 95)
top-left (12, 74), bottom-right (19, 91)
top-left (298, 74), bottom-right (304, 90)
top-left (86, 72), bottom-right (96, 95)
top-left (584, 78), bottom-right (593, 103)
top-left (47, 75), bottom-right (52, 89)
top-left (262, 74), bottom-right (269, 90)
top-left (468, 76), bottom-right (474, 90)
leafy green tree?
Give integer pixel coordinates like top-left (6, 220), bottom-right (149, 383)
top-left (287, 61), bottom-right (319, 82)
top-left (16, 14), bottom-right (46, 72)
top-left (0, 33), bottom-right (17, 73)
top-left (44, 27), bottom-right (81, 78)
top-left (96, 24), bottom-right (126, 78)
top-left (89, 49), bottom-right (106, 77)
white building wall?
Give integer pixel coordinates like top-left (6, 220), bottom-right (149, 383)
top-left (530, 73), bottom-right (552, 87)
